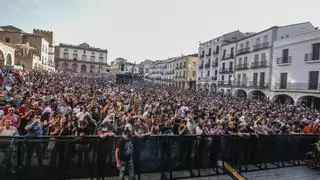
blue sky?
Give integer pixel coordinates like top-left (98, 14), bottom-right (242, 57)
top-left (1, 0), bottom-right (320, 63)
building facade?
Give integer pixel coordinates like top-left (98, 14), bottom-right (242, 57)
top-left (233, 22), bottom-right (315, 99)
top-left (197, 30), bottom-right (249, 92)
top-left (270, 29), bottom-right (320, 108)
top-left (33, 29), bottom-right (55, 71)
top-left (55, 43), bottom-right (108, 74)
top-left (0, 41), bottom-right (15, 67)
top-left (174, 54), bottom-right (197, 90)
top-left (0, 25), bottom-right (52, 71)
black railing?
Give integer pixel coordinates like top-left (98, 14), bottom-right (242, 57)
top-left (305, 53), bottom-right (320, 62)
top-left (251, 60), bottom-right (268, 68)
top-left (234, 63), bottom-right (248, 70)
top-left (199, 64), bottom-right (204, 69)
top-left (234, 82), bottom-right (247, 88)
top-left (211, 76), bottom-right (217, 81)
top-left (237, 47), bottom-right (250, 55)
top-left (222, 54), bottom-right (234, 60)
top-left (219, 68), bottom-right (233, 74)
top-left (253, 42), bottom-right (270, 51)
top-left (0, 135), bottom-right (316, 180)
top-left (206, 54), bottom-right (211, 57)
top-left (212, 51), bottom-right (219, 55)
top-left (200, 54), bottom-right (204, 58)
top-left (249, 81), bottom-right (268, 89)
top-left (274, 82), bottom-right (320, 91)
top-left (276, 56), bottom-right (292, 65)
top-left (205, 63), bottom-right (210, 68)
top-left (212, 61), bottom-right (218, 67)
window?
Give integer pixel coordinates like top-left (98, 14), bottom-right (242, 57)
top-left (282, 49), bottom-right (289, 62)
top-left (73, 49), bottom-right (77, 53)
top-left (83, 50), bottom-right (86, 54)
top-left (63, 53), bottom-right (68, 59)
top-left (244, 57), bottom-right (248, 64)
top-left (5, 37), bottom-right (10, 43)
top-left (90, 56), bottom-right (95, 61)
top-left (312, 43), bottom-right (320, 60)
top-left (286, 35), bottom-right (289, 38)
top-left (222, 63), bottom-right (225, 70)
top-left (73, 54), bottom-right (78, 60)
top-left (82, 55), bottom-right (87, 61)
top-left (309, 71), bottom-right (319, 90)
top-left (228, 75), bottom-right (232, 84)
top-left (208, 48), bottom-right (211, 55)
top-left (256, 38), bottom-right (260, 45)
top-left (64, 48), bottom-right (68, 51)
top-left (245, 41), bottom-right (249, 48)
top-left (201, 71), bottom-right (203, 77)
top-left (261, 52), bottom-right (266, 61)
top-left (91, 52), bottom-right (95, 55)
top-left (214, 70), bottom-right (217, 75)
top-left (231, 47), bottom-right (234, 57)
top-left (216, 45), bottom-right (219, 54)
top-left (239, 58), bottom-right (242, 65)
top-left (254, 54), bottom-right (259, 62)
top-left (229, 62), bottom-right (233, 71)
top-left (223, 49), bottom-right (226, 59)
top-left (221, 76), bottom-right (224, 82)
top-left (280, 73), bottom-right (288, 89)
top-left (192, 71), bottom-right (196, 77)
top-left (281, 36), bottom-right (284, 39)
top-left (183, 71), bottom-right (186, 77)
top-left (263, 35), bottom-right (268, 42)
top-left (184, 62), bottom-right (186, 68)
top-left (99, 57), bottom-right (103, 62)
top-left (99, 53), bottom-right (103, 56)
top-left (207, 71), bottom-right (210, 77)
top-left (260, 72), bottom-right (265, 86)
top-left (240, 43), bottom-right (244, 49)
top-left (242, 73), bottom-right (247, 85)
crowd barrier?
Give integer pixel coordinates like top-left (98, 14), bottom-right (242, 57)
top-left (0, 134), bottom-right (317, 180)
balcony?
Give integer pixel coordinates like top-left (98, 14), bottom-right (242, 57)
top-left (211, 76), bottom-right (217, 81)
top-left (276, 56), bottom-right (292, 65)
top-left (205, 63), bottom-right (211, 68)
top-left (200, 54), bottom-right (205, 59)
top-left (248, 81), bottom-right (269, 89)
top-left (218, 81), bottom-right (232, 87)
top-left (219, 68), bottom-right (233, 74)
top-left (234, 82), bottom-right (248, 88)
top-left (305, 53), bottom-right (320, 63)
top-left (198, 77), bottom-right (210, 81)
top-left (212, 51), bottom-right (219, 55)
top-left (253, 42), bottom-right (270, 51)
top-left (251, 60), bottom-right (268, 69)
top-left (206, 54), bottom-right (211, 57)
top-left (274, 82), bottom-right (320, 91)
top-left (199, 64), bottom-right (204, 69)
top-left (212, 61), bottom-right (218, 68)
top-left (237, 47), bottom-right (250, 55)
top-left (234, 63), bottom-right (248, 70)
top-left (221, 54), bottom-right (234, 60)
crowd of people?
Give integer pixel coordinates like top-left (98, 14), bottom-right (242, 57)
top-left (0, 70), bottom-right (319, 138)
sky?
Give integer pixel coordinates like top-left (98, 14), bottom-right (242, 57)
top-left (1, 0), bottom-right (320, 63)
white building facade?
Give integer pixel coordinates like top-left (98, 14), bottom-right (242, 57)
top-left (270, 29), bottom-right (320, 108)
top-left (55, 43), bottom-right (108, 74)
top-left (233, 22), bottom-right (315, 100)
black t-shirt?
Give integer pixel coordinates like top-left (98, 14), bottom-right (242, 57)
top-left (224, 127), bottom-right (238, 135)
top-left (116, 137), bottom-right (133, 161)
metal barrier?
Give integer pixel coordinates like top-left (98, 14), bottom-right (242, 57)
top-left (0, 135), bottom-right (317, 180)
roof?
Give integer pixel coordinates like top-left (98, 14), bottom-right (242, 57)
top-left (0, 25), bottom-right (23, 32)
top-left (59, 43), bottom-right (108, 53)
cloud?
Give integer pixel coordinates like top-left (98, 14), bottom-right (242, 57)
top-left (7, 3), bottom-right (22, 12)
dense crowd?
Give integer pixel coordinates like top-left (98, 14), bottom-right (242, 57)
top-left (0, 70), bottom-right (319, 138)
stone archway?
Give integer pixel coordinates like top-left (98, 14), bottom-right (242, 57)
top-left (249, 90), bottom-right (266, 100)
top-left (297, 96), bottom-right (320, 110)
top-left (90, 64), bottom-right (95, 73)
top-left (6, 53), bottom-right (12, 65)
top-left (81, 64), bottom-right (87, 73)
top-left (235, 89), bottom-right (247, 98)
top-left (0, 50), bottom-right (4, 67)
top-left (197, 84), bottom-right (201, 91)
top-left (272, 94), bottom-right (294, 104)
top-left (211, 83), bottom-right (217, 93)
top-left (204, 83), bottom-right (209, 91)
top-left (72, 63), bottom-right (78, 72)
top-left (63, 62), bottom-right (69, 71)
